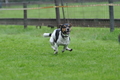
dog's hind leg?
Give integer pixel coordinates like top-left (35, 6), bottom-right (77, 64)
top-left (50, 42), bottom-right (56, 51)
top-left (54, 43), bottom-right (58, 54)
top-left (50, 42), bottom-right (58, 54)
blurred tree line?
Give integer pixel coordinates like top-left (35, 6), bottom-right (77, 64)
top-left (0, 0), bottom-right (119, 3)
top-left (1, 0), bottom-right (53, 3)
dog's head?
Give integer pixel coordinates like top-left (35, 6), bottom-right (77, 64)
top-left (59, 23), bottom-right (72, 35)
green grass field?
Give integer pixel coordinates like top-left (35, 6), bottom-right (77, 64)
top-left (0, 2), bottom-right (120, 18)
top-left (0, 25), bottom-right (120, 80)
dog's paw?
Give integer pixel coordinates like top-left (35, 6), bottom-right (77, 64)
top-left (62, 50), bottom-right (64, 53)
top-left (54, 51), bottom-right (58, 54)
top-left (66, 49), bottom-right (73, 52)
top-left (69, 49), bottom-right (73, 51)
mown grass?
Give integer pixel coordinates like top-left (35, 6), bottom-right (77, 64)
top-left (0, 2), bottom-right (120, 18)
top-left (0, 25), bottom-right (120, 80)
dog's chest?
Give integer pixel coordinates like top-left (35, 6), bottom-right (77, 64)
top-left (57, 32), bottom-right (70, 45)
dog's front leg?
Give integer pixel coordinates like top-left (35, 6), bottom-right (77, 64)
top-left (66, 47), bottom-right (73, 51)
top-left (62, 45), bottom-right (67, 53)
top-left (62, 46), bottom-right (73, 52)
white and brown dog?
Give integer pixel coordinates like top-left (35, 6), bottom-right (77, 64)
top-left (43, 23), bottom-right (73, 54)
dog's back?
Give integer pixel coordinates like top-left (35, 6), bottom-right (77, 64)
top-left (43, 29), bottom-right (60, 42)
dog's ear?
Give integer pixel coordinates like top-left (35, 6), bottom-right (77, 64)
top-left (69, 23), bottom-right (72, 27)
top-left (58, 24), bottom-right (63, 28)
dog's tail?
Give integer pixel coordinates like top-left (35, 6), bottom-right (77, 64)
top-left (43, 33), bottom-right (51, 37)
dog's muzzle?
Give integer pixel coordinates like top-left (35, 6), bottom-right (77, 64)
top-left (63, 27), bottom-right (70, 34)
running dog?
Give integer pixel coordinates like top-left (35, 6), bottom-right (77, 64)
top-left (43, 23), bottom-right (73, 54)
